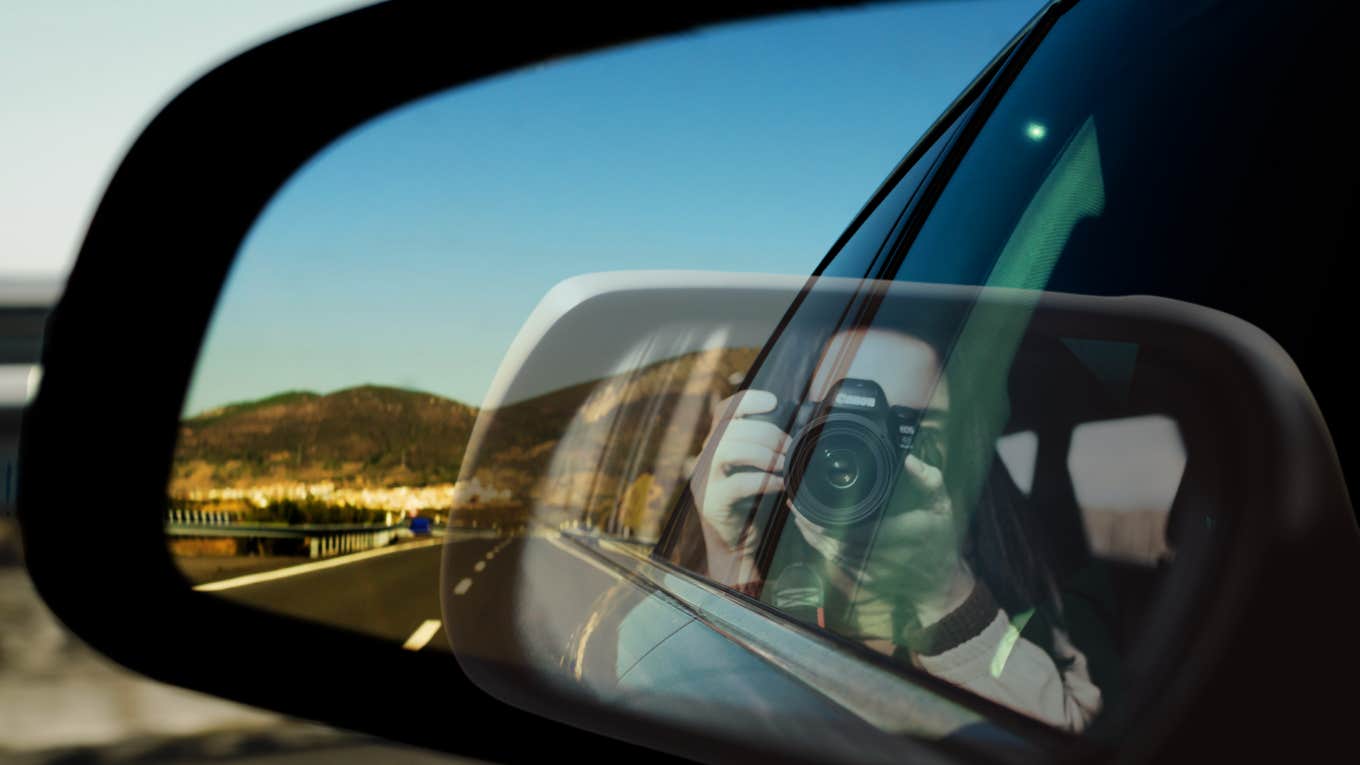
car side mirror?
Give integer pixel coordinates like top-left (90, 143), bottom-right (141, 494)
top-left (17, 0), bottom-right (1360, 762)
top-left (440, 272), bottom-right (1357, 760)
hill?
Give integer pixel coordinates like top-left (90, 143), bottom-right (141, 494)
top-left (173, 385), bottom-right (477, 490)
top-left (170, 346), bottom-right (761, 532)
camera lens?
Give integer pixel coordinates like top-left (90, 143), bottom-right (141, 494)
top-left (822, 448), bottom-right (859, 489)
top-left (804, 431), bottom-right (877, 511)
top-left (786, 414), bottom-right (897, 527)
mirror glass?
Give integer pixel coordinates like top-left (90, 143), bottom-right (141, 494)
top-left (164, 0), bottom-right (1265, 758)
top-left (171, 0), bottom-right (1045, 627)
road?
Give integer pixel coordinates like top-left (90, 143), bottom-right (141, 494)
top-left (205, 531), bottom-right (627, 666)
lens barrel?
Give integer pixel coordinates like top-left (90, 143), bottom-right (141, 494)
top-left (785, 412), bottom-right (898, 527)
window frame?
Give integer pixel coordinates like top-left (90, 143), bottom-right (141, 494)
top-left (640, 1), bottom-right (1124, 751)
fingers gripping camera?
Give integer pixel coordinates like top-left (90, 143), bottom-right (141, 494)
top-left (742, 378), bottom-right (943, 528)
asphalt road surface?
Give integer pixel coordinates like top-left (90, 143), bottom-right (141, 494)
top-left (207, 531), bottom-right (627, 667)
top-left (209, 538), bottom-right (453, 652)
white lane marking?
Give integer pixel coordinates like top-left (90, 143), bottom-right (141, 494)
top-left (474, 561), bottom-right (486, 572)
top-left (574, 608), bottom-right (604, 682)
top-left (454, 577), bottom-right (473, 595)
top-left (545, 535), bottom-right (624, 582)
top-left (486, 552), bottom-right (495, 560)
top-left (402, 619), bottom-right (442, 651)
top-left (194, 537), bottom-right (444, 592)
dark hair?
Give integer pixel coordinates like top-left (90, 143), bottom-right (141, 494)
top-left (937, 354), bottom-right (1072, 665)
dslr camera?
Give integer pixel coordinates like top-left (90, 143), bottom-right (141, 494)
top-left (745, 378), bottom-right (940, 527)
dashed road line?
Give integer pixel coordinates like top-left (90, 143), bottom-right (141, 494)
top-left (474, 561), bottom-right (486, 572)
top-left (402, 619), bottom-right (442, 651)
top-left (453, 577), bottom-right (474, 595)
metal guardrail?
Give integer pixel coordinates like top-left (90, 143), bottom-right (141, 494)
top-left (164, 513), bottom-right (433, 559)
top-left (164, 521), bottom-right (409, 539)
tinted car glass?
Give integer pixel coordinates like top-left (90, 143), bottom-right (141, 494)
top-left (817, 112), bottom-right (964, 281)
top-left (891, 0), bottom-right (1357, 464)
top-left (664, 0), bottom-right (1359, 739)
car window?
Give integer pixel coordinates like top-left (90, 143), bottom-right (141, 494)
top-left (665, 0), bottom-right (1337, 738)
top-left (891, 0), bottom-right (1349, 328)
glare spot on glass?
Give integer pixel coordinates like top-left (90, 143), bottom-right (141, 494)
top-left (1025, 121), bottom-right (1047, 141)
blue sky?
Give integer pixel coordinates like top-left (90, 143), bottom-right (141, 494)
top-left (185, 0), bottom-right (1047, 415)
top-left (1, 0), bottom-right (367, 278)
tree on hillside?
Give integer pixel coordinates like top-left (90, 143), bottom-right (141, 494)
top-left (618, 473), bottom-right (664, 538)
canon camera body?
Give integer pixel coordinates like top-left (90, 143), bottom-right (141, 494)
top-left (745, 378), bottom-right (937, 527)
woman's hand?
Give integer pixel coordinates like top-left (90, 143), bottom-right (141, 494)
top-left (689, 389), bottom-right (790, 554)
top-left (794, 449), bottom-right (973, 626)
top-left (896, 453), bottom-right (975, 624)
